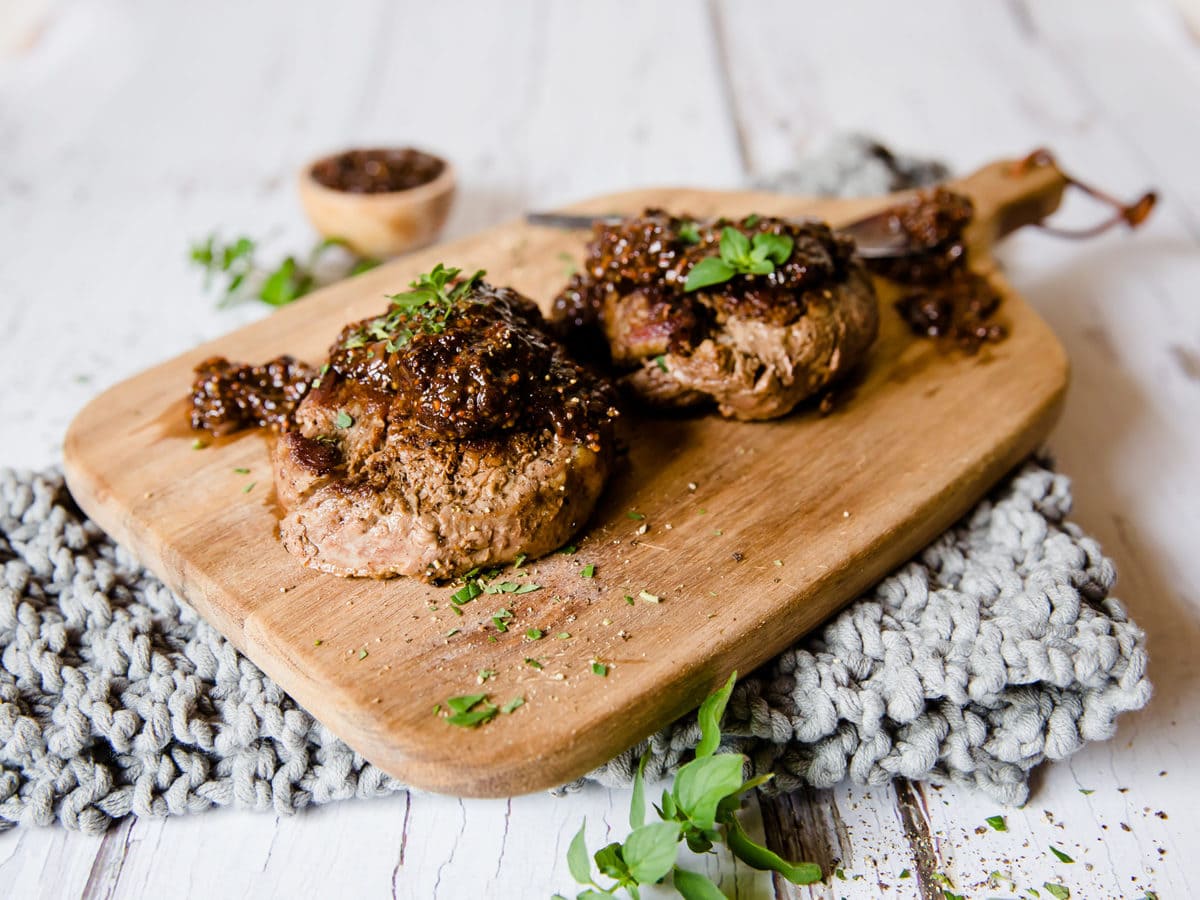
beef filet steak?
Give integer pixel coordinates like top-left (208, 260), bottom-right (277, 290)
top-left (270, 266), bottom-right (618, 581)
top-left (553, 210), bottom-right (879, 420)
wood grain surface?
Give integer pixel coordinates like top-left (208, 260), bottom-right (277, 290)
top-left (61, 166), bottom-right (1068, 797)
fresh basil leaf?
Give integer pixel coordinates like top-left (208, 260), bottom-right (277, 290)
top-left (622, 821), bottom-right (681, 884)
top-left (985, 814), bottom-right (1007, 832)
top-left (1049, 846), bottom-right (1074, 863)
top-left (719, 226), bottom-right (751, 263)
top-left (593, 841), bottom-right (629, 881)
top-left (695, 671), bottom-right (736, 758)
top-left (660, 789), bottom-right (676, 819)
top-left (630, 751), bottom-right (648, 829)
top-left (684, 258), bottom-right (734, 292)
top-left (674, 754), bottom-right (745, 830)
top-left (567, 821), bottom-right (593, 885)
top-left (672, 866), bottom-right (727, 900)
top-left (725, 815), bottom-right (821, 884)
top-left (1043, 884), bottom-right (1070, 900)
top-left (752, 232), bottom-right (793, 265)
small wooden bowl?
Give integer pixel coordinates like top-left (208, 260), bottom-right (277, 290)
top-left (297, 148), bottom-right (456, 259)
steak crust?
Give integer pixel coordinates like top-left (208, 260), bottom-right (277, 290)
top-left (272, 270), bottom-right (618, 581)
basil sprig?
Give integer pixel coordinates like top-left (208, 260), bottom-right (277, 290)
top-left (556, 672), bottom-right (821, 899)
top-left (683, 227), bottom-right (794, 293)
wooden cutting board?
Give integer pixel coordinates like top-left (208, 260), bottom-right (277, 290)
top-left (63, 156), bottom-right (1069, 797)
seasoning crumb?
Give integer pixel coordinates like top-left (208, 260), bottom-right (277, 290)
top-left (773, 559), bottom-right (783, 567)
top-left (639, 590), bottom-right (660, 604)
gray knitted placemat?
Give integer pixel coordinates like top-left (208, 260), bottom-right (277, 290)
top-left (0, 139), bottom-right (1152, 834)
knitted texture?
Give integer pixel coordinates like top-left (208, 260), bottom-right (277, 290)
top-left (0, 462), bottom-right (1151, 833)
top-left (0, 139), bottom-right (1152, 832)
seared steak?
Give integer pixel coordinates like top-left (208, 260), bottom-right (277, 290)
top-left (269, 266), bottom-right (618, 580)
top-left (553, 210), bottom-right (879, 420)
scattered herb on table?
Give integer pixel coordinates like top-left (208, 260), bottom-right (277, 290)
top-left (898, 869), bottom-right (911, 879)
top-left (653, 355), bottom-right (669, 372)
top-left (556, 632), bottom-right (571, 640)
top-left (233, 467), bottom-right (250, 475)
top-left (626, 511), bottom-right (646, 521)
top-left (591, 661), bottom-right (608, 677)
top-left (1049, 846), bottom-right (1074, 863)
top-left (638, 591), bottom-right (660, 604)
top-left (624, 595), bottom-right (635, 605)
top-left (500, 696), bottom-right (525, 714)
top-left (558, 672), bottom-right (820, 898)
top-left (581, 564), bottom-right (595, 579)
top-left (191, 438), bottom-right (207, 450)
top-left (684, 226), bottom-right (794, 293)
top-left (559, 544), bottom-right (578, 555)
top-left (476, 668), bottom-right (496, 683)
top-left (1044, 883), bottom-right (1070, 899)
top-left (242, 482), bottom-right (256, 494)
top-left (190, 234), bottom-right (378, 308)
top-left (985, 814), bottom-right (1007, 832)
top-left (492, 609), bottom-right (512, 632)
top-left (356, 648), bottom-right (368, 660)
top-left (525, 628), bottom-right (544, 642)
top-left (1079, 788), bottom-right (1095, 795)
top-left (524, 657), bottom-right (543, 670)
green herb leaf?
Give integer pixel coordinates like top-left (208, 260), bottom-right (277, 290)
top-left (233, 467), bottom-right (250, 475)
top-left (625, 595), bottom-right (635, 605)
top-left (1049, 846), bottom-right (1074, 863)
top-left (725, 815), bottom-right (821, 884)
top-left (446, 693), bottom-right (488, 714)
top-left (580, 564), bottom-right (595, 578)
top-left (986, 814), bottom-right (1008, 832)
top-left (593, 841), bottom-right (629, 882)
top-left (638, 590), bottom-right (660, 604)
top-left (898, 869), bottom-right (911, 878)
top-left (242, 482), bottom-right (256, 494)
top-left (1079, 788), bottom-right (1094, 795)
top-left (1044, 883), bottom-right (1070, 900)
top-left (556, 632), bottom-right (571, 640)
top-left (672, 866), bottom-right (726, 900)
top-left (335, 410), bottom-right (354, 429)
top-left (673, 754), bottom-right (745, 831)
top-left (591, 661), bottom-right (608, 677)
top-left (752, 232), bottom-right (793, 266)
top-left (525, 628), bottom-right (544, 641)
top-left (696, 671), bottom-right (736, 758)
top-left (630, 751), bottom-right (648, 829)
top-left (567, 821), bottom-right (593, 886)
top-left (678, 221), bottom-right (701, 245)
top-left (720, 226), bottom-right (751, 261)
top-left (653, 355), bottom-right (668, 373)
top-left (558, 544), bottom-right (577, 555)
top-left (513, 583), bottom-right (542, 594)
top-left (622, 821), bottom-right (681, 884)
top-left (524, 657), bottom-right (543, 670)
top-left (626, 511), bottom-right (646, 520)
top-left (683, 257), bottom-right (735, 292)
top-left (500, 696), bottom-right (524, 714)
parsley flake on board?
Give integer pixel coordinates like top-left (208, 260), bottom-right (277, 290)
top-left (985, 814), bottom-right (1008, 831)
top-left (1049, 846), bottom-right (1075, 863)
top-left (500, 696), bottom-right (525, 714)
top-left (1044, 884), bottom-right (1070, 900)
top-left (441, 693), bottom-right (498, 728)
top-left (580, 564), bottom-right (595, 579)
top-left (591, 661), bottom-right (608, 677)
top-left (335, 410), bottom-right (354, 429)
top-left (525, 628), bottom-right (544, 641)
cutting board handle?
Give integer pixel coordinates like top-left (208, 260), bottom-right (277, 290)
top-left (953, 148), bottom-right (1156, 257)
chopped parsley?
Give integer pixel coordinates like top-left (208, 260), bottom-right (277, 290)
top-left (1048, 846), bottom-right (1074, 864)
top-left (525, 628), bottom-right (544, 641)
top-left (191, 438), bottom-right (207, 450)
top-left (335, 410), bottom-right (353, 429)
top-left (580, 564), bottom-right (595, 578)
top-left (591, 661), bottom-right (608, 677)
top-left (1043, 884), bottom-right (1070, 900)
top-left (500, 696), bottom-right (525, 714)
top-left (653, 355), bottom-right (668, 372)
top-left (357, 648), bottom-right (368, 660)
top-left (626, 511), bottom-right (646, 520)
top-left (638, 590), bottom-right (660, 604)
top-left (523, 657), bottom-right (543, 670)
top-left (985, 814), bottom-right (1007, 832)
top-left (442, 693), bottom-right (498, 727)
top-left (233, 467), bottom-right (250, 475)
top-left (242, 482), bottom-right (256, 494)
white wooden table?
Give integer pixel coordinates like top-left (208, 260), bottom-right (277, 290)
top-left (1, 1), bottom-right (1197, 897)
